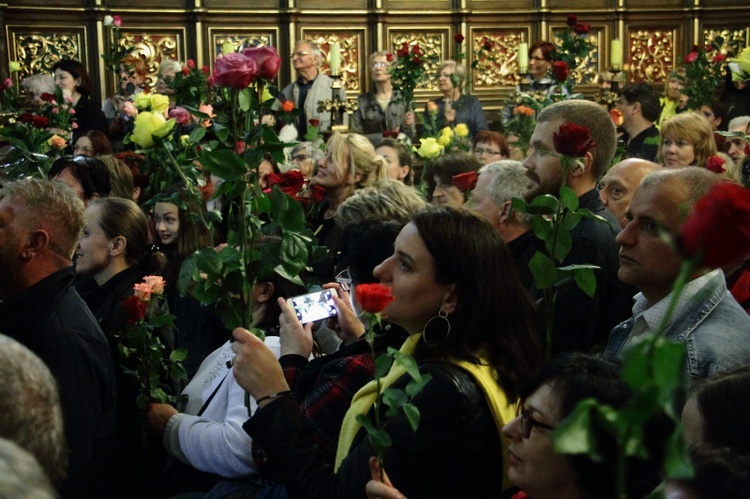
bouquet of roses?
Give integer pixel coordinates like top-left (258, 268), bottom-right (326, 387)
top-left (389, 42), bottom-right (433, 112)
top-left (118, 275), bottom-right (188, 410)
top-left (39, 87), bottom-right (77, 137)
top-left (436, 123), bottom-right (471, 152)
top-left (503, 105), bottom-right (536, 156)
top-left (679, 38), bottom-right (727, 109)
top-left (166, 59), bottom-right (211, 110)
top-left (101, 15), bottom-right (135, 73)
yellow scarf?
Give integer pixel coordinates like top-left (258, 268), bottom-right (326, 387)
top-left (334, 334), bottom-right (517, 490)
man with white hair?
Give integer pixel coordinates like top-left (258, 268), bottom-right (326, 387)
top-left (282, 41), bottom-right (345, 139)
top-left (725, 115), bottom-right (750, 165)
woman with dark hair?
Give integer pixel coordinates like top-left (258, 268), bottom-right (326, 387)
top-left (230, 206), bottom-right (543, 498)
top-left (682, 366), bottom-right (750, 455)
top-left (152, 183), bottom-right (228, 379)
top-left (527, 41), bottom-right (556, 92)
top-left (51, 59), bottom-right (109, 143)
top-left (49, 155), bottom-right (112, 205)
top-left (500, 353), bottom-right (665, 499)
top-left (423, 151), bottom-right (482, 208)
top-left (74, 129), bottom-right (114, 157)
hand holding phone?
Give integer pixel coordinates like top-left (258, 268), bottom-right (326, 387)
top-left (287, 289), bottom-right (338, 324)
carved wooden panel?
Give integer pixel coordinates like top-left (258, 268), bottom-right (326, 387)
top-left (703, 27), bottom-right (749, 58)
top-left (469, 28), bottom-right (528, 89)
top-left (550, 25), bottom-right (604, 85)
top-left (300, 29), bottom-right (366, 93)
top-left (628, 29), bottom-right (677, 83)
top-left (7, 26), bottom-right (86, 81)
top-left (114, 28), bottom-right (186, 89)
top-left (207, 28), bottom-right (278, 65)
top-left (387, 27), bottom-right (448, 92)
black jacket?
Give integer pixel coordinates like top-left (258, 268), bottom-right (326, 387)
top-left (0, 267), bottom-right (116, 498)
top-left (245, 361), bottom-right (504, 499)
top-left (73, 94), bottom-right (110, 143)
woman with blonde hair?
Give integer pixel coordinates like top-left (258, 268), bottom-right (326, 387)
top-left (657, 112), bottom-right (717, 168)
top-left (309, 132), bottom-right (388, 281)
top-left (351, 51), bottom-right (415, 143)
top-left (658, 69), bottom-right (689, 125)
top-left (424, 60), bottom-right (488, 138)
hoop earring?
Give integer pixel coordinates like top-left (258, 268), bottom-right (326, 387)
top-left (423, 309), bottom-right (451, 347)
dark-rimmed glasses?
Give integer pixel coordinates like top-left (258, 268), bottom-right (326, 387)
top-left (519, 405), bottom-right (555, 439)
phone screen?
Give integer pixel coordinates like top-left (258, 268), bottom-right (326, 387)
top-left (288, 290), bottom-right (338, 323)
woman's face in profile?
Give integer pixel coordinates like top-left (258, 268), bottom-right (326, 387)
top-left (430, 176), bottom-right (465, 209)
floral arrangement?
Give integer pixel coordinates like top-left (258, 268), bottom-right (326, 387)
top-left (503, 105), bottom-right (536, 157)
top-left (555, 182), bottom-right (750, 497)
top-left (678, 38), bottom-right (727, 109)
top-left (435, 123), bottom-right (470, 152)
top-left (389, 42), bottom-right (433, 112)
top-left (165, 59), bottom-right (211, 110)
top-left (511, 123), bottom-right (604, 359)
top-left (0, 62), bottom-right (22, 114)
top-left (353, 283), bottom-right (430, 481)
top-left (39, 87), bottom-right (77, 138)
top-left (101, 14), bottom-right (134, 73)
top-left (551, 15), bottom-right (596, 92)
top-left (117, 276), bottom-right (188, 410)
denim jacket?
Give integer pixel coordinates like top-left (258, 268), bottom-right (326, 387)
top-left (606, 270), bottom-right (750, 383)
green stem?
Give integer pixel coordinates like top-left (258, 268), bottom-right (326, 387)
top-left (160, 142), bottom-right (212, 240)
top-left (367, 319), bottom-right (386, 482)
top-left (615, 425), bottom-right (630, 499)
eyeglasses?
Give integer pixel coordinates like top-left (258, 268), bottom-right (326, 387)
top-left (372, 62), bottom-right (389, 68)
top-left (291, 51), bottom-right (311, 58)
top-left (519, 405), bottom-right (555, 439)
top-left (474, 148), bottom-right (502, 156)
top-left (292, 154), bottom-right (310, 162)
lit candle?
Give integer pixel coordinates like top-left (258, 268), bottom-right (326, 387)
top-left (611, 39), bottom-right (623, 71)
top-left (329, 42), bottom-right (341, 76)
top-left (517, 42), bottom-right (529, 73)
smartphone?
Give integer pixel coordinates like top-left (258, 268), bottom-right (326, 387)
top-left (288, 289), bottom-right (338, 324)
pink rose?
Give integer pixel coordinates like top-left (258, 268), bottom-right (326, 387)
top-left (242, 45), bottom-right (282, 80)
top-left (3, 78), bottom-right (12, 89)
top-left (112, 15), bottom-right (122, 27)
top-left (186, 59), bottom-right (196, 69)
top-left (198, 103), bottom-right (215, 127)
top-left (52, 107), bottom-right (59, 114)
top-left (143, 275), bottom-right (166, 294)
top-left (169, 106), bottom-right (192, 125)
top-left (684, 52), bottom-right (699, 63)
top-left (213, 52), bottom-right (258, 89)
top-left (133, 282), bottom-right (152, 302)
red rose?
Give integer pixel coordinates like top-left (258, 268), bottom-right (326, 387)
top-left (382, 130), bottom-right (398, 139)
top-left (386, 53), bottom-right (394, 62)
top-left (169, 106), bottom-right (192, 125)
top-left (706, 155), bottom-right (726, 174)
top-left (684, 52), bottom-right (699, 64)
top-left (454, 34), bottom-right (465, 44)
top-left (451, 171), bottom-right (478, 193)
top-left (268, 170), bottom-right (305, 193)
top-left (411, 45), bottom-right (422, 56)
top-left (574, 23), bottom-right (590, 35)
top-left (311, 184), bottom-right (326, 203)
top-left (412, 56), bottom-right (422, 65)
top-left (263, 173), bottom-right (283, 192)
top-left (551, 60), bottom-right (570, 82)
top-left (242, 45), bottom-right (282, 80)
top-left (691, 45), bottom-right (700, 52)
top-left (123, 295), bottom-right (147, 322)
top-left (213, 52), bottom-right (258, 89)
top-left (396, 43), bottom-right (409, 58)
top-left (182, 67), bottom-right (190, 76)
top-left (713, 54), bottom-right (727, 63)
top-left (308, 119), bottom-right (320, 127)
top-left (680, 182), bottom-right (750, 268)
top-left (31, 115), bottom-right (49, 129)
top-left (40, 92), bottom-right (55, 102)
top-left (552, 122), bottom-right (597, 158)
top-left (202, 65), bottom-right (210, 75)
top-left (355, 283), bottom-right (394, 314)
top-left (186, 59), bottom-right (196, 69)
top-left (567, 15), bottom-right (578, 27)
top-left (483, 40), bottom-right (493, 51)
top-left (19, 113), bottom-right (33, 123)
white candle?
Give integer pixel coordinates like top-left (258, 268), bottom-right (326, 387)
top-left (517, 42), bottom-right (529, 73)
top-left (611, 39), bottom-right (623, 70)
top-left (329, 42), bottom-right (341, 76)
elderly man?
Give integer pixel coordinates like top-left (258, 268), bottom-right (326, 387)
top-left (465, 159), bottom-right (538, 291)
top-left (0, 179), bottom-right (115, 498)
top-left (617, 83), bottom-right (661, 162)
top-left (726, 115), bottom-right (750, 165)
top-left (606, 167), bottom-right (750, 383)
top-left (282, 41), bottom-right (345, 140)
top-left (523, 99), bottom-right (631, 353)
top-left (599, 158), bottom-right (661, 228)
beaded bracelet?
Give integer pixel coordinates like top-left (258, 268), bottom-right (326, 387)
top-left (256, 390), bottom-right (291, 405)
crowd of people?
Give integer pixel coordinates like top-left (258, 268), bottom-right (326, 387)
top-left (0, 37), bottom-right (749, 499)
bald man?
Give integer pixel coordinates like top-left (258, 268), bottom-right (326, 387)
top-left (599, 158), bottom-right (661, 228)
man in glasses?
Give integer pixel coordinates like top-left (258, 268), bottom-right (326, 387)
top-left (282, 41), bottom-right (345, 140)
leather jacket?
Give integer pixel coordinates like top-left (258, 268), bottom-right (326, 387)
top-left (244, 361), bottom-right (505, 499)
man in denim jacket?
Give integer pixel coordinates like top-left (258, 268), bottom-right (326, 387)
top-left (605, 167), bottom-right (750, 383)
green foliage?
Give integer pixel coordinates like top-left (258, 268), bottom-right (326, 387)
top-left (678, 36), bottom-right (727, 110)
